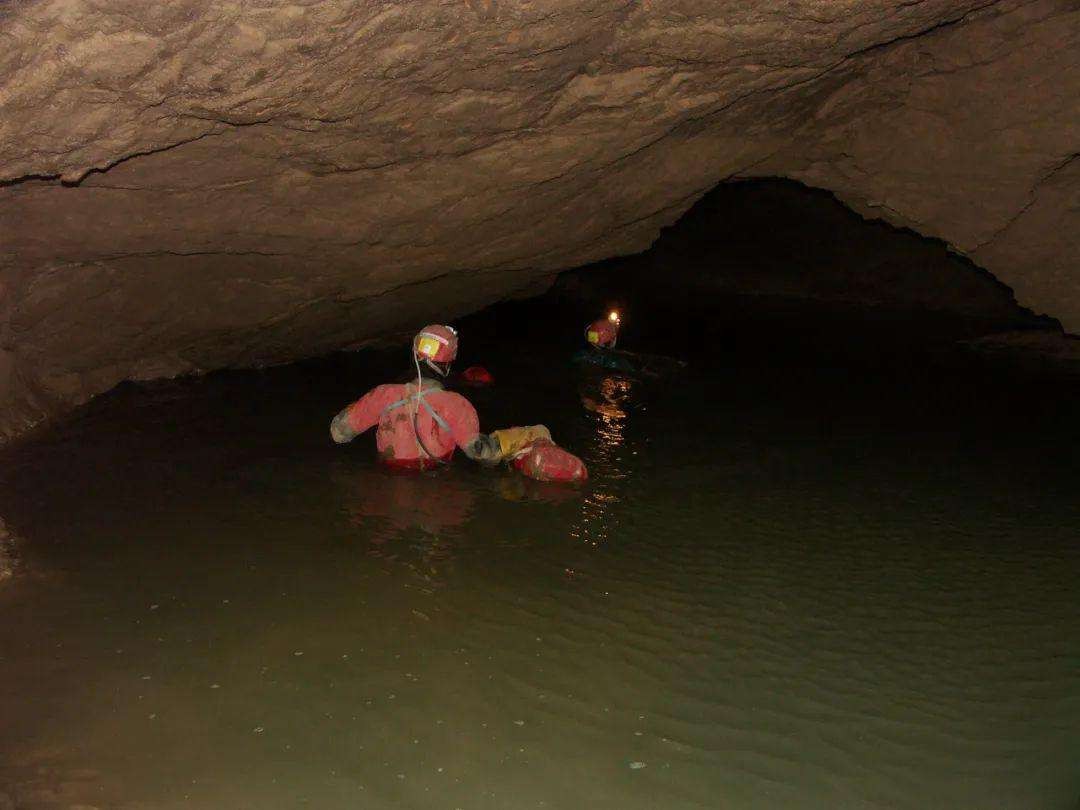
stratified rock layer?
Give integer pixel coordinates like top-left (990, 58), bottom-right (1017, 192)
top-left (1, 0), bottom-right (1078, 440)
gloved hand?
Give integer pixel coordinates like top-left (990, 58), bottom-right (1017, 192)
top-left (491, 425), bottom-right (552, 459)
top-left (330, 408), bottom-right (359, 444)
top-left (463, 433), bottom-right (503, 464)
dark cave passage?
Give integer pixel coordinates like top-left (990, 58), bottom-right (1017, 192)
top-left (554, 177), bottom-right (1054, 331)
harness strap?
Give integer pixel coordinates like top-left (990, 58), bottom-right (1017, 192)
top-left (418, 395), bottom-right (451, 433)
top-left (382, 389), bottom-right (451, 433)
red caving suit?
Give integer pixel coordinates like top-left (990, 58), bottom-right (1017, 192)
top-left (337, 379), bottom-right (481, 470)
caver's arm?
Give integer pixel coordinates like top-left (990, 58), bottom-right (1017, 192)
top-left (329, 385), bottom-right (398, 444)
top-left (464, 425), bottom-right (553, 464)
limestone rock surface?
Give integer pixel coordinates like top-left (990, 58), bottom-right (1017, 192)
top-left (1, 0), bottom-right (1078, 440)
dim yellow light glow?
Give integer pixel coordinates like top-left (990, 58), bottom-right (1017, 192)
top-left (608, 310), bottom-right (620, 323)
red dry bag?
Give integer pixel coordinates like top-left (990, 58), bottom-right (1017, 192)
top-left (511, 440), bottom-right (588, 483)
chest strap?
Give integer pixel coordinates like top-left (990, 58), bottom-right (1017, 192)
top-left (382, 389), bottom-right (451, 433)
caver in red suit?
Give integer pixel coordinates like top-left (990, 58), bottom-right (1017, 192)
top-left (329, 325), bottom-right (501, 470)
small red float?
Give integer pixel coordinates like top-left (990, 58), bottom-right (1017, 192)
top-left (460, 365), bottom-right (495, 386)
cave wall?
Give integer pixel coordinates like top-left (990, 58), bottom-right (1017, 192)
top-left (1, 0), bottom-right (1078, 441)
top-left (759, 0), bottom-right (1080, 329)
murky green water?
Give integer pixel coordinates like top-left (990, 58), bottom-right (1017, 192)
top-left (2, 300), bottom-right (1079, 809)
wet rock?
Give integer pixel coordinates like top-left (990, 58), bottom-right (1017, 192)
top-left (0, 0), bottom-right (1077, 441)
top-left (0, 519), bottom-right (18, 583)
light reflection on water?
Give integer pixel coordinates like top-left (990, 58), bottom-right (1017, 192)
top-left (337, 466), bottom-right (477, 546)
top-left (572, 374), bottom-right (633, 548)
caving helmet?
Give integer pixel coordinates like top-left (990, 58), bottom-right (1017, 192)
top-left (413, 324), bottom-right (459, 376)
top-left (585, 310), bottom-right (620, 348)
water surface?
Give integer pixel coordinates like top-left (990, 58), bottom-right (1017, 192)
top-left (1, 300), bottom-right (1078, 809)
